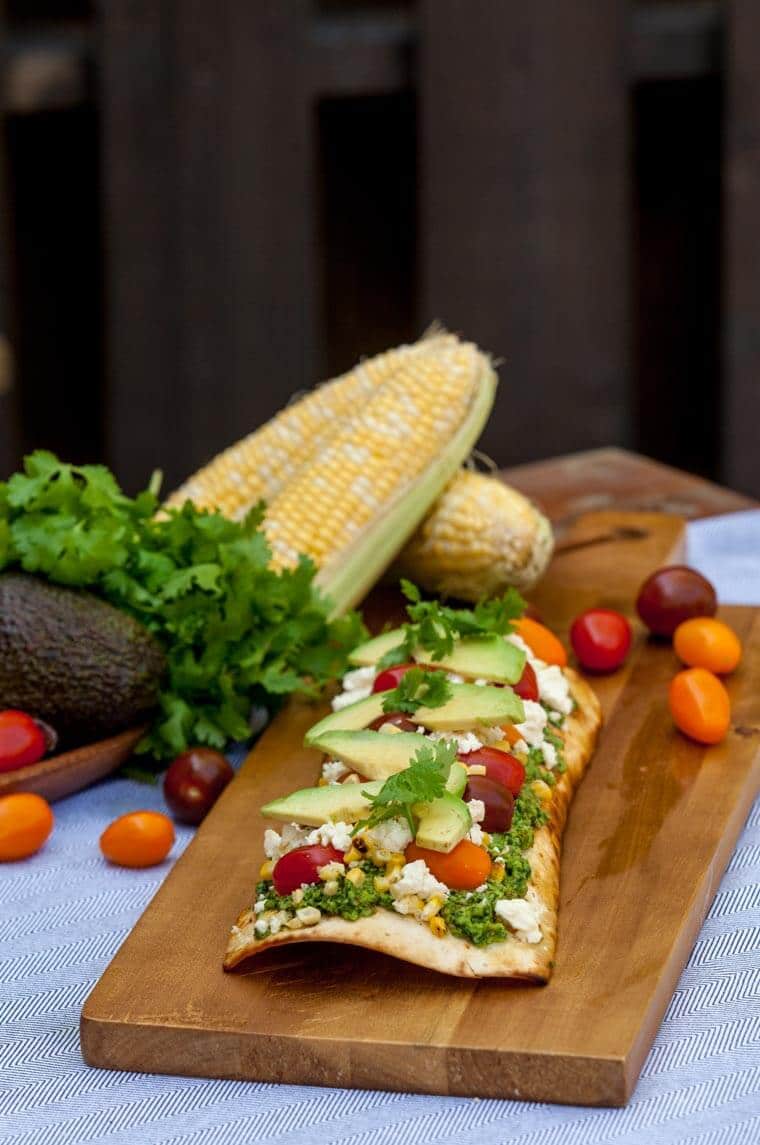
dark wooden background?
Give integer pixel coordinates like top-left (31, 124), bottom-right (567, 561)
top-left (1, 1), bottom-right (759, 496)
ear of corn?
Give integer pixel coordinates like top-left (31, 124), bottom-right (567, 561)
top-left (263, 339), bottom-right (497, 614)
top-left (393, 470), bottom-right (553, 601)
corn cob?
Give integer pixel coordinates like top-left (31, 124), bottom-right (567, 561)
top-left (166, 332), bottom-right (456, 518)
top-left (393, 470), bottom-right (553, 601)
top-left (263, 338), bottom-right (497, 613)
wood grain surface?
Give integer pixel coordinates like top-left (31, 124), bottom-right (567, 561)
top-left (0, 726), bottom-right (145, 802)
top-left (80, 510), bottom-right (760, 1106)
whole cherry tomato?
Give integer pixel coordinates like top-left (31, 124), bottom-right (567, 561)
top-left (669, 667), bottom-right (730, 745)
top-left (372, 663), bottom-right (417, 693)
top-left (570, 608), bottom-right (632, 673)
top-left (367, 710), bottom-right (419, 732)
top-left (405, 839), bottom-right (491, 890)
top-left (458, 746), bottom-right (525, 797)
top-left (513, 661), bottom-right (539, 702)
top-left (0, 710), bottom-right (47, 773)
top-left (100, 811), bottom-right (175, 868)
top-left (673, 617), bottom-right (742, 675)
top-left (273, 844), bottom-right (343, 895)
top-left (514, 617), bottom-right (567, 667)
top-left (0, 792), bottom-right (54, 861)
top-left (163, 747), bottom-right (234, 825)
top-left (636, 566), bottom-right (717, 637)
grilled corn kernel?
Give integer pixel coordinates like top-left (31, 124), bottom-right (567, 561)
top-left (532, 779), bottom-right (552, 801)
top-left (344, 846), bottom-right (363, 865)
top-left (491, 862), bottom-right (506, 883)
top-left (374, 875), bottom-right (391, 893)
top-left (345, 867), bottom-right (365, 888)
top-left (480, 832), bottom-right (491, 847)
top-left (421, 895), bottom-right (445, 920)
top-left (318, 861), bottom-right (345, 882)
top-left (429, 916), bottom-right (447, 938)
top-left (259, 861), bottom-right (273, 881)
top-left (323, 880), bottom-right (339, 897)
top-left (285, 916), bottom-right (303, 930)
top-left (317, 777), bottom-right (328, 787)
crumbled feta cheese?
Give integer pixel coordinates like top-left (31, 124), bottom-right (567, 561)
top-left (514, 700), bottom-right (548, 747)
top-left (467, 799), bottom-right (486, 824)
top-left (267, 910), bottom-right (291, 936)
top-left (513, 738), bottom-right (529, 756)
top-left (296, 906), bottom-right (321, 926)
top-left (542, 740), bottom-right (558, 769)
top-left (263, 829), bottom-right (282, 860)
top-left (263, 822), bottom-right (310, 862)
top-left (430, 730), bottom-right (483, 753)
top-left (331, 688), bottom-right (369, 711)
top-left (304, 821), bottom-right (354, 853)
top-left (446, 672), bottom-right (465, 684)
top-left (321, 759), bottom-right (349, 785)
top-left (468, 825), bottom-right (485, 845)
top-left (390, 859), bottom-right (449, 903)
top-left (536, 664), bottom-right (573, 716)
top-left (393, 895), bottom-right (423, 916)
top-left (364, 817), bottom-right (414, 855)
top-left (495, 897), bottom-right (543, 944)
top-left (330, 665), bottom-right (376, 710)
top-left (473, 678), bottom-right (489, 687)
top-left (480, 724), bottom-right (508, 747)
top-left (506, 632), bottom-right (541, 666)
top-left (254, 918), bottom-right (269, 937)
top-left (254, 899), bottom-right (267, 914)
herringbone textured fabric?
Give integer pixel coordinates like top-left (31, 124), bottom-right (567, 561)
top-left (1, 516), bottom-right (759, 1145)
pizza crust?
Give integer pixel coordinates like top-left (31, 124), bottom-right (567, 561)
top-left (224, 668), bottom-right (601, 980)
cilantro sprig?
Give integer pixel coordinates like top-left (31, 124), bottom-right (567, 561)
top-left (381, 667), bottom-right (452, 715)
top-left (359, 739), bottom-right (458, 833)
top-left (377, 579), bottom-right (526, 668)
top-left (0, 451), bottom-right (367, 760)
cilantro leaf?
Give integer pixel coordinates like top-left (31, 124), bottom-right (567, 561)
top-left (360, 738), bottom-right (458, 832)
top-left (381, 668), bottom-right (452, 715)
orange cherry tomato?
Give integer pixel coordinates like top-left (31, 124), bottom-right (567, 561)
top-left (673, 618), bottom-right (742, 675)
top-left (499, 725), bottom-right (523, 748)
top-left (0, 792), bottom-right (54, 861)
top-left (514, 617), bottom-right (568, 667)
top-left (669, 668), bottom-right (731, 745)
top-left (100, 810), bottom-right (175, 868)
top-left (406, 839), bottom-right (492, 890)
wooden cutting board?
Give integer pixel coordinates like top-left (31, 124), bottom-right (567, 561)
top-left (80, 510), bottom-right (760, 1107)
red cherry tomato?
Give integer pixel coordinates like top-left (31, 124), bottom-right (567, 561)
top-left (272, 844), bottom-right (343, 895)
top-left (463, 775), bottom-right (514, 832)
top-left (367, 710), bottom-right (419, 732)
top-left (0, 710), bottom-right (47, 773)
top-left (163, 747), bottom-right (234, 825)
top-left (513, 661), bottom-right (539, 702)
top-left (371, 663), bottom-right (417, 693)
top-left (458, 746), bottom-right (525, 797)
top-left (636, 566), bottom-right (717, 637)
top-left (570, 609), bottom-right (632, 673)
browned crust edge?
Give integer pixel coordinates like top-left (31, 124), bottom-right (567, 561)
top-left (224, 668), bottom-right (602, 980)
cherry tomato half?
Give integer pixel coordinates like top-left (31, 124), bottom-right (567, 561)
top-left (405, 839), bottom-right (491, 890)
top-left (514, 617), bottom-right (568, 667)
top-left (0, 710), bottom-right (47, 773)
top-left (570, 608), bottom-right (632, 673)
top-left (463, 775), bottom-right (514, 832)
top-left (513, 661), bottom-right (539, 702)
top-left (367, 710), bottom-right (419, 732)
top-left (273, 844), bottom-right (343, 895)
top-left (100, 811), bottom-right (175, 868)
top-left (163, 747), bottom-right (234, 825)
top-left (371, 663), bottom-right (417, 693)
top-left (458, 745), bottom-right (525, 797)
top-left (669, 667), bottom-right (730, 745)
top-left (673, 617), bottom-right (742, 676)
top-left (0, 792), bottom-right (54, 861)
top-left (636, 566), bottom-right (717, 637)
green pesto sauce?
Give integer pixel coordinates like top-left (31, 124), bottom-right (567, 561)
top-left (256, 860), bottom-right (393, 922)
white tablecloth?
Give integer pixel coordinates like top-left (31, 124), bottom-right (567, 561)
top-left (2, 513), bottom-right (760, 1145)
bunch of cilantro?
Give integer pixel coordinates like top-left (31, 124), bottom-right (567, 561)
top-left (0, 451), bottom-right (366, 760)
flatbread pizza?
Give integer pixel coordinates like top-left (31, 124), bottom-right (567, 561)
top-left (225, 591), bottom-right (602, 981)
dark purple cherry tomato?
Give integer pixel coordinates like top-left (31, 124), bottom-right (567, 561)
top-left (463, 775), bottom-right (514, 833)
top-left (0, 710), bottom-right (47, 773)
top-left (570, 608), bottom-right (632, 672)
top-left (513, 661), bottom-right (539, 702)
top-left (163, 747), bottom-right (234, 825)
top-left (371, 663), bottom-right (417, 693)
top-left (459, 746), bottom-right (525, 798)
top-left (273, 844), bottom-right (343, 895)
top-left (636, 566), bottom-right (717, 638)
top-left (367, 710), bottom-right (419, 732)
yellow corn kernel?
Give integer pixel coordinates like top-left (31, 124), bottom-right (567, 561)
top-left (480, 832), bottom-right (491, 847)
top-left (345, 867), bottom-right (365, 888)
top-left (466, 764), bottom-right (487, 776)
top-left (421, 895), bottom-right (445, 920)
top-left (343, 846), bottom-right (363, 865)
top-left (259, 861), bottom-right (273, 881)
top-left (394, 469), bottom-right (554, 602)
top-left (533, 779), bottom-right (552, 802)
top-left (491, 862), bottom-right (506, 883)
top-left (317, 861), bottom-right (345, 882)
top-left (374, 875), bottom-right (391, 893)
top-left (291, 888), bottom-right (304, 905)
top-left (429, 915), bottom-right (447, 938)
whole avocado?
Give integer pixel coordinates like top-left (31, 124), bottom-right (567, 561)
top-left (0, 573), bottom-right (166, 745)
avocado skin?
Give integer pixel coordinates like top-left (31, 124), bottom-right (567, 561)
top-left (0, 573), bottom-right (166, 745)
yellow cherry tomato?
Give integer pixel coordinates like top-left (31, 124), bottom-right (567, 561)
top-left (0, 792), bottom-right (54, 861)
top-left (673, 617), bottom-right (742, 675)
top-left (669, 668), bottom-right (731, 745)
top-left (100, 810), bottom-right (175, 868)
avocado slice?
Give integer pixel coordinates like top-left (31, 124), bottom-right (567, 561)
top-left (413, 791), bottom-right (472, 853)
top-left (262, 778), bottom-right (382, 826)
top-left (348, 629), bottom-right (525, 685)
top-left (310, 729), bottom-right (428, 780)
top-left (416, 683), bottom-right (524, 731)
top-left (0, 572), bottom-right (166, 745)
top-left (304, 694), bottom-right (385, 746)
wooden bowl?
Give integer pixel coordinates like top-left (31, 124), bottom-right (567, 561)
top-left (0, 725), bottom-right (147, 803)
